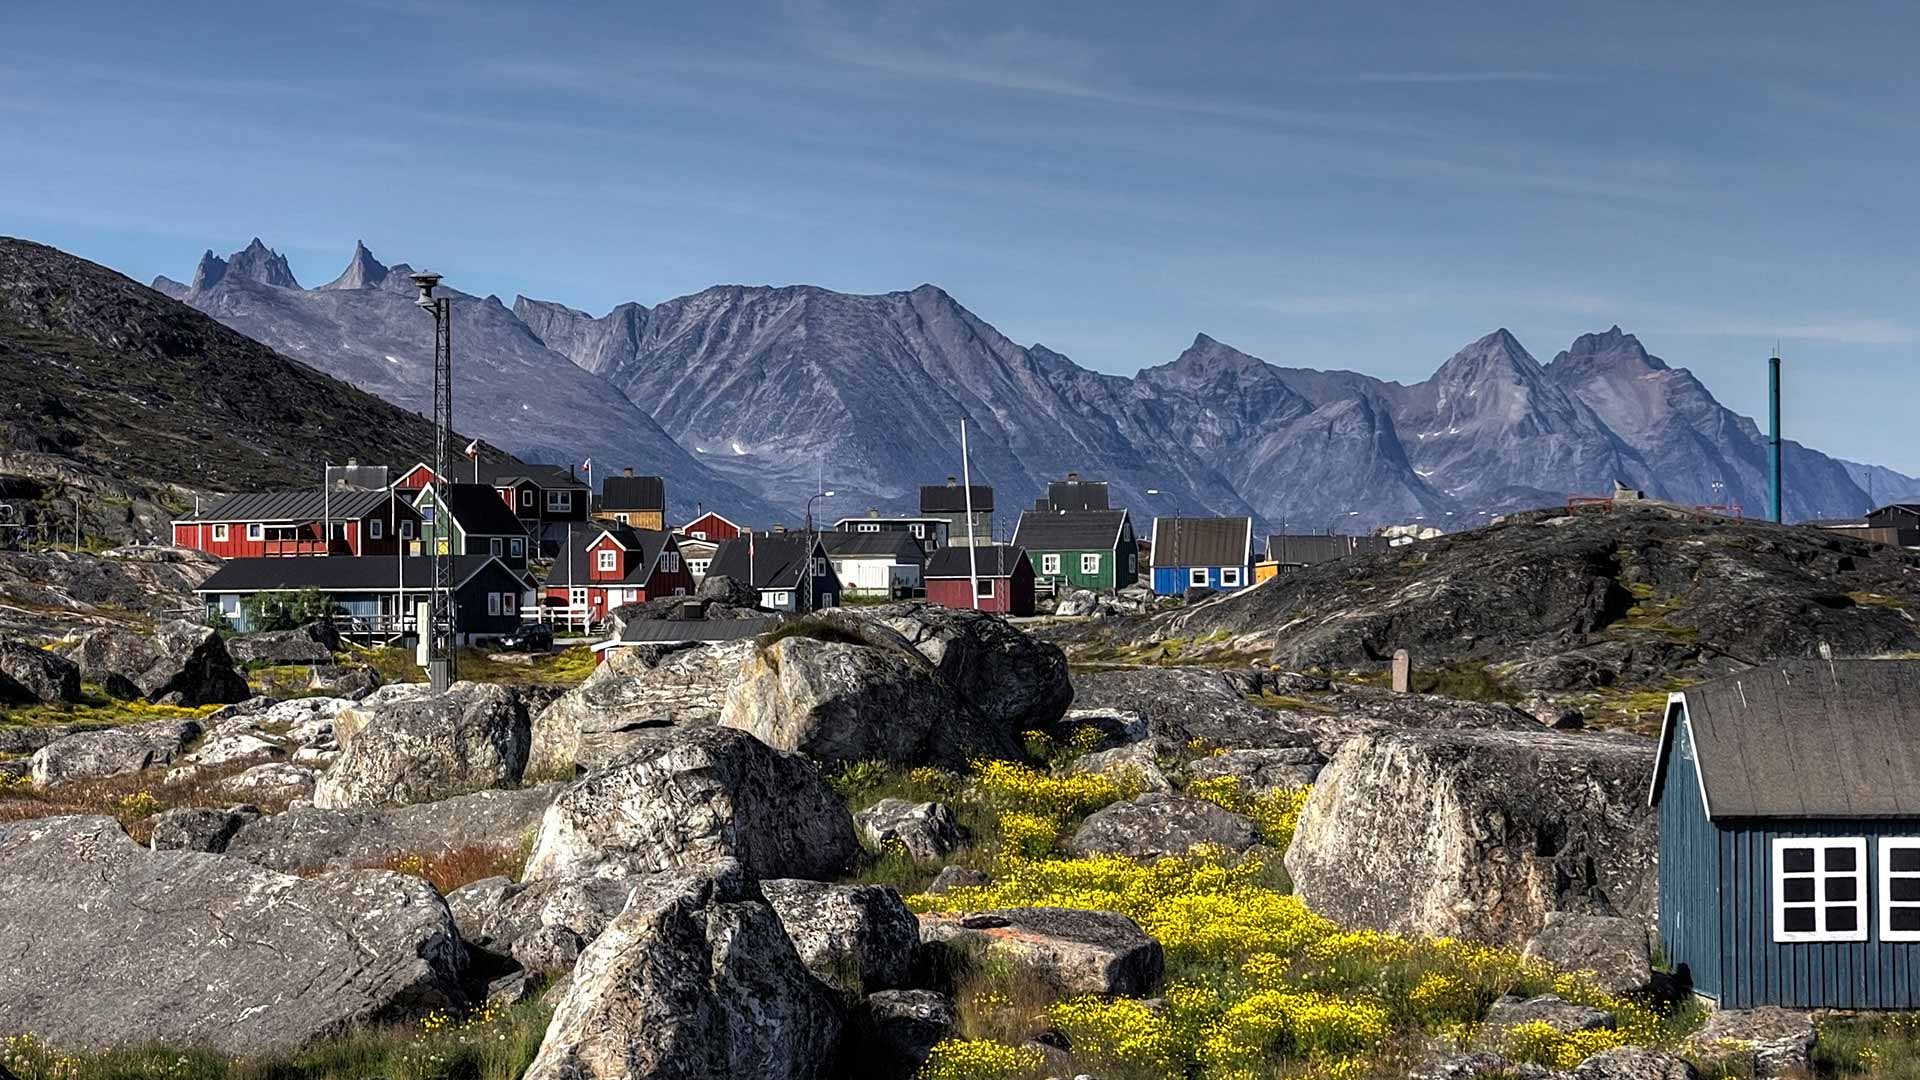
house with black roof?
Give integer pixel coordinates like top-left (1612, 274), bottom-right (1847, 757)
top-left (833, 509), bottom-right (950, 551)
top-left (1037, 472), bottom-right (1110, 513)
top-left (412, 483), bottom-right (531, 569)
top-left (705, 533), bottom-right (841, 612)
top-left (920, 477), bottom-right (994, 547)
top-left (595, 470), bottom-right (667, 531)
top-left (1650, 658), bottom-right (1920, 1008)
top-left (1149, 516), bottom-right (1253, 595)
top-left (820, 530), bottom-right (925, 598)
top-left (1864, 504), bottom-right (1920, 548)
top-left (924, 544), bottom-right (1035, 615)
top-left (543, 525), bottom-right (694, 624)
top-left (394, 461), bottom-right (591, 528)
top-left (172, 488), bottom-right (421, 559)
top-left (1255, 533), bottom-right (1392, 583)
top-left (196, 554), bottom-right (532, 640)
top-left (1010, 508), bottom-right (1136, 592)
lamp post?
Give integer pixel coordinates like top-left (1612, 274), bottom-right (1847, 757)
top-left (804, 490), bottom-right (835, 612)
top-left (1147, 488), bottom-right (1178, 593)
top-left (1326, 510), bottom-right (1358, 536)
top-left (410, 271), bottom-right (455, 691)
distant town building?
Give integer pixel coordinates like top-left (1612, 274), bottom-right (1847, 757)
top-left (819, 531), bottom-right (925, 598)
top-left (1254, 534), bottom-right (1392, 583)
top-left (679, 510), bottom-right (744, 543)
top-left (921, 477), bottom-right (994, 546)
top-left (706, 534), bottom-right (841, 612)
top-left (197, 554), bottom-right (530, 641)
top-left (1011, 508), bottom-right (1137, 593)
top-left (924, 545), bottom-right (1035, 615)
top-left (594, 470), bottom-right (667, 531)
top-left (833, 510), bottom-right (949, 551)
top-left (1036, 472), bottom-right (1110, 512)
top-left (1148, 516), bottom-right (1253, 595)
top-left (412, 483), bottom-right (531, 569)
top-left (543, 526), bottom-right (695, 624)
top-left (172, 488), bottom-right (420, 559)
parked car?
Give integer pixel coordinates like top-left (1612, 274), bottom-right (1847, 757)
top-left (498, 623), bottom-right (553, 653)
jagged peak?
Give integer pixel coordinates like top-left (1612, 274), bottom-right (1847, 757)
top-left (1431, 328), bottom-right (1544, 383)
top-left (223, 238), bottom-right (300, 289)
top-left (320, 240), bottom-right (389, 291)
top-left (1549, 325), bottom-right (1669, 373)
top-left (188, 249), bottom-right (226, 292)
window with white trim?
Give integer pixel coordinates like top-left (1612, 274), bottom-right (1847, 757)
top-left (211, 524), bottom-right (229, 542)
top-left (1190, 567), bottom-right (1210, 587)
top-left (1080, 552), bottom-right (1101, 575)
top-left (689, 559), bottom-right (710, 577)
top-left (510, 537), bottom-right (524, 557)
top-left (661, 552), bottom-right (681, 573)
top-left (975, 578), bottom-right (994, 598)
top-left (547, 490), bottom-right (572, 513)
top-left (597, 549), bottom-right (617, 572)
top-left (400, 520), bottom-right (416, 539)
top-left (615, 513), bottom-right (629, 525)
top-left (769, 591), bottom-right (791, 607)
top-left (246, 523), bottom-right (263, 541)
top-left (858, 523), bottom-right (880, 533)
top-left (490, 537), bottom-right (503, 556)
top-left (910, 523), bottom-right (924, 538)
top-left (691, 529), bottom-right (707, 540)
top-left (503, 592), bottom-right (517, 616)
top-left (1221, 567), bottom-right (1243, 587)
top-left (1882, 839), bottom-right (1920, 940)
top-left (570, 587), bottom-right (588, 608)
top-left (487, 592), bottom-right (502, 616)
top-left (1041, 554), bottom-right (1060, 575)
top-left (1772, 837), bottom-right (1867, 942)
top-left (520, 489), bottom-right (533, 508)
top-left (369, 519), bottom-right (384, 540)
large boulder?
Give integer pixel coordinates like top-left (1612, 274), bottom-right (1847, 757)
top-left (447, 872), bottom-right (665, 976)
top-left (528, 640), bottom-right (753, 776)
top-left (524, 726), bottom-right (858, 884)
top-left (917, 908), bottom-right (1163, 997)
top-left (0, 815), bottom-right (465, 1055)
top-left (1570, 1048), bottom-right (1699, 1080)
top-left (1064, 793), bottom-right (1258, 860)
top-left (523, 875), bottom-right (844, 1080)
top-left (1186, 746), bottom-right (1326, 796)
top-left (851, 990), bottom-right (956, 1080)
top-left (1066, 740), bottom-right (1176, 793)
top-left (0, 638), bottom-right (80, 704)
top-left (223, 621), bottom-right (340, 666)
top-left (146, 804), bottom-right (263, 853)
top-left (760, 878), bottom-right (921, 994)
top-left (28, 717), bottom-right (202, 787)
top-left (312, 682), bottom-right (552, 809)
top-left (215, 784), bottom-right (561, 869)
top-left (67, 620), bottom-right (249, 705)
top-left (1692, 1007), bottom-right (1816, 1078)
top-left (853, 798), bottom-right (965, 863)
top-left (1521, 913), bottom-right (1653, 997)
top-left (698, 573), bottom-right (762, 609)
top-left (1284, 728), bottom-right (1657, 946)
top-left (1482, 993), bottom-right (1613, 1037)
top-left (865, 603), bottom-right (1073, 732)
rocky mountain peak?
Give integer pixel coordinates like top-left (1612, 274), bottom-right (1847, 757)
top-left (320, 240), bottom-right (389, 291)
top-left (1549, 325), bottom-right (1669, 375)
top-left (188, 249), bottom-right (226, 292)
top-left (220, 238), bottom-right (300, 290)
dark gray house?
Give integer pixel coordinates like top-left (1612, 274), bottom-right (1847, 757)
top-left (1650, 658), bottom-right (1920, 1008)
top-left (921, 477), bottom-right (994, 546)
top-left (196, 555), bottom-right (534, 642)
top-left (706, 534), bottom-right (842, 612)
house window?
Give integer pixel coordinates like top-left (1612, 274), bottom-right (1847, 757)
top-left (211, 524), bottom-right (230, 542)
top-left (1190, 567), bottom-right (1210, 587)
top-left (246, 523), bottom-right (263, 541)
top-left (691, 529), bottom-right (707, 540)
top-left (597, 550), bottom-right (617, 572)
top-left (487, 592), bottom-right (502, 616)
top-left (400, 520), bottom-right (416, 539)
top-left (769, 591), bottom-right (790, 607)
top-left (910, 523), bottom-right (924, 538)
top-left (520, 489), bottom-right (533, 508)
top-left (1041, 554), bottom-right (1060, 575)
top-left (422, 506), bottom-right (436, 524)
top-left (570, 588), bottom-right (588, 608)
top-left (811, 556), bottom-right (829, 577)
top-left (1882, 839), bottom-right (1920, 940)
top-left (1772, 838), bottom-right (1867, 942)
top-left (858, 523), bottom-right (880, 533)
top-left (547, 491), bottom-right (572, 513)
top-left (503, 592), bottom-right (517, 616)
top-left (1080, 552), bottom-right (1101, 575)
top-left (510, 537), bottom-right (524, 557)
top-left (615, 513), bottom-right (629, 525)
top-left (1221, 567), bottom-right (1243, 587)
top-left (490, 537), bottom-right (503, 556)
top-left (369, 519), bottom-right (384, 540)
top-left (661, 552), bottom-right (681, 573)
top-left (689, 559), bottom-right (710, 577)
top-left (975, 578), bottom-right (994, 598)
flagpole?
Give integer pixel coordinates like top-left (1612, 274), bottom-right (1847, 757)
top-left (961, 420), bottom-right (980, 610)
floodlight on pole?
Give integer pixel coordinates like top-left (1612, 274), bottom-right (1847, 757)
top-left (411, 270), bottom-right (456, 691)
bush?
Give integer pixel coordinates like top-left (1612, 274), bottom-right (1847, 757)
top-left (239, 589), bottom-right (339, 634)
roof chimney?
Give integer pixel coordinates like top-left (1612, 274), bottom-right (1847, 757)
top-left (623, 467), bottom-right (633, 477)
top-left (1067, 471), bottom-right (1079, 482)
top-left (946, 476), bottom-right (957, 486)
top-left (868, 507), bottom-right (879, 517)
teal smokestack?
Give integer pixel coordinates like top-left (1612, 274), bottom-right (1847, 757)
top-left (1769, 353), bottom-right (1782, 523)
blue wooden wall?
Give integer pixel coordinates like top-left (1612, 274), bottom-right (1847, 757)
top-left (1658, 717), bottom-right (1722, 1000)
top-left (1149, 565), bottom-right (1246, 596)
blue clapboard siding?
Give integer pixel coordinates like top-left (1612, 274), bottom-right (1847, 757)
top-left (1657, 717), bottom-right (1722, 1000)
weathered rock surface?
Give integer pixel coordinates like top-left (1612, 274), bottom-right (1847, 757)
top-left (851, 990), bottom-right (956, 1080)
top-left (0, 721), bottom-right (109, 757)
top-left (448, 872), bottom-right (660, 975)
top-left (1186, 746), bottom-right (1326, 795)
top-left (523, 875), bottom-right (843, 1080)
top-left (528, 640), bottom-right (752, 775)
top-left (1409, 1051), bottom-right (1554, 1080)
top-left (1064, 793), bottom-right (1258, 860)
top-left (223, 621), bottom-right (339, 665)
top-left (1069, 666), bottom-right (1282, 747)
top-left (1285, 727), bottom-right (1657, 945)
top-left (854, 798), bottom-right (965, 863)
top-left (866, 602), bottom-right (1073, 732)
top-left (1483, 993), bottom-right (1613, 1036)
top-left (0, 638), bottom-right (80, 704)
top-left (761, 878), bottom-right (920, 993)
top-left (1693, 1007), bottom-right (1816, 1077)
top-left (927, 866), bottom-right (989, 894)
top-left (1067, 740), bottom-right (1176, 792)
top-left (145, 804), bottom-right (263, 852)
top-left (1570, 1047), bottom-right (1699, 1080)
top-left (68, 620), bottom-right (248, 705)
top-left (0, 815), bottom-right (465, 1054)
top-left (314, 682), bottom-right (551, 809)
top-left (524, 726), bottom-right (857, 883)
top-left (216, 761), bottom-right (317, 802)
top-left (918, 908), bottom-right (1163, 997)
top-left (28, 717), bottom-right (202, 787)
top-left (217, 784), bottom-right (560, 869)
top-left (1522, 913), bottom-right (1652, 996)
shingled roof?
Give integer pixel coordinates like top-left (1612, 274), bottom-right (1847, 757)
top-left (1653, 658), bottom-right (1920, 819)
top-left (1011, 509), bottom-right (1129, 552)
top-left (602, 474), bottom-right (665, 511)
top-left (191, 488), bottom-right (393, 523)
top-left (920, 483), bottom-right (994, 514)
top-left (1149, 516), bottom-right (1251, 569)
top-left (925, 545), bottom-right (1027, 579)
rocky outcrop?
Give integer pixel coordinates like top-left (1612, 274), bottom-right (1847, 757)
top-left (28, 717), bottom-right (202, 787)
top-left (1692, 1008), bottom-right (1816, 1078)
top-left (215, 761), bottom-right (317, 803)
top-left (761, 878), bottom-right (921, 994)
top-left (146, 804), bottom-right (263, 853)
top-left (1067, 740), bottom-right (1176, 793)
top-left (67, 620), bottom-right (248, 705)
top-left (1483, 993), bottom-right (1613, 1037)
top-left (852, 990), bottom-right (956, 1080)
top-left (523, 875), bottom-right (843, 1080)
top-left (447, 872), bottom-right (655, 976)
top-left (215, 784), bottom-right (560, 869)
top-left (524, 726), bottom-right (857, 883)
top-left (528, 640), bottom-right (752, 775)
top-left (0, 638), bottom-right (80, 704)
top-left (918, 908), bottom-right (1163, 997)
top-left (866, 603), bottom-right (1073, 732)
top-left (853, 798), bottom-right (964, 863)
top-left (1064, 793), bottom-right (1258, 861)
top-left (1284, 728), bottom-right (1657, 946)
top-left (1070, 667), bottom-right (1285, 748)
top-left (313, 682), bottom-right (551, 809)
top-left (0, 815), bottom-right (465, 1054)
top-left (1521, 913), bottom-right (1652, 996)
top-left (1570, 1048), bottom-right (1699, 1080)
top-left (223, 621), bottom-right (339, 665)
top-left (1186, 746), bottom-right (1325, 795)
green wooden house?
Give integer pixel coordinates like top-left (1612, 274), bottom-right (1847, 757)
top-left (412, 483), bottom-right (532, 570)
top-left (1011, 508), bottom-right (1137, 592)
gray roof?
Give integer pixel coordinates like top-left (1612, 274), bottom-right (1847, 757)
top-left (1655, 659), bottom-right (1920, 819)
top-left (1046, 479), bottom-right (1109, 511)
top-left (820, 531), bottom-right (924, 561)
top-left (1265, 533), bottom-right (1393, 565)
top-left (601, 474), bottom-right (665, 511)
top-left (1011, 509), bottom-right (1129, 552)
top-left (1150, 516), bottom-right (1252, 568)
top-left (423, 483), bottom-right (530, 537)
top-left (921, 483), bottom-right (994, 513)
top-left (707, 534), bottom-right (828, 590)
top-left (610, 618), bottom-right (779, 646)
top-left (190, 487), bottom-right (394, 524)
top-left (925, 545), bottom-right (1027, 579)
top-left (196, 554), bottom-right (520, 594)
top-left (547, 526), bottom-right (676, 587)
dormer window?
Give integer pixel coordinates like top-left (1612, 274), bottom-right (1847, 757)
top-left (597, 549), bottom-right (617, 572)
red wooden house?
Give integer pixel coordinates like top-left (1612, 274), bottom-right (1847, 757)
top-left (679, 510), bottom-right (744, 543)
top-left (393, 461), bottom-right (591, 527)
top-left (923, 545), bottom-right (1035, 616)
top-left (543, 526), bottom-right (694, 623)
top-left (172, 489), bottom-right (421, 559)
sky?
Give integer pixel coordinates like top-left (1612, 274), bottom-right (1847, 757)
top-left (5, 0), bottom-right (1919, 472)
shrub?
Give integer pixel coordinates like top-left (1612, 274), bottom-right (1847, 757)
top-left (238, 589), bottom-right (339, 634)
top-left (919, 1039), bottom-right (1046, 1080)
top-left (1187, 775), bottom-right (1312, 850)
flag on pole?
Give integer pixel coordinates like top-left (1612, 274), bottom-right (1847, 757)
top-left (581, 457), bottom-right (593, 484)
top-left (463, 439), bottom-right (480, 460)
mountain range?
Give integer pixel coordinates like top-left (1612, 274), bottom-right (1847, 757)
top-left (159, 239), bottom-right (1920, 530)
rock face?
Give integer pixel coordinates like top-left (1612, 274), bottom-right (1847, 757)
top-left (0, 816), bottom-right (465, 1054)
top-left (224, 621), bottom-right (339, 665)
top-left (1483, 994), bottom-right (1613, 1036)
top-left (1186, 746), bottom-right (1326, 795)
top-left (1064, 793), bottom-right (1258, 861)
top-left (1570, 1048), bottom-right (1700, 1080)
top-left (853, 798), bottom-right (965, 863)
top-left (524, 726), bottom-right (857, 883)
top-left (146, 804), bottom-right (263, 853)
top-left (854, 990), bottom-right (956, 1080)
top-left (918, 908), bottom-right (1163, 997)
top-left (523, 875), bottom-right (844, 1080)
top-left (1284, 728), bottom-right (1657, 946)
top-left (448, 873), bottom-right (651, 976)
top-left (28, 717), bottom-right (202, 787)
top-left (1693, 1007), bottom-right (1816, 1078)
top-left (1067, 741), bottom-right (1176, 793)
top-left (528, 641), bottom-right (752, 775)
top-left (0, 639), bottom-right (80, 704)
top-left (216, 784), bottom-right (560, 869)
top-left (866, 603), bottom-right (1073, 732)
top-left (760, 879), bottom-right (920, 994)
top-left (313, 682), bottom-right (546, 809)
top-left (68, 620), bottom-right (248, 705)
top-left (1521, 913), bottom-right (1652, 996)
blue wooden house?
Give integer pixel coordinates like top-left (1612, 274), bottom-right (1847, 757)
top-left (1148, 516), bottom-right (1253, 596)
top-left (1650, 658), bottom-right (1920, 1008)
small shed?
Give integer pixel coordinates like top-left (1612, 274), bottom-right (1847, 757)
top-left (1650, 658), bottom-right (1920, 1008)
top-left (924, 545), bottom-right (1035, 615)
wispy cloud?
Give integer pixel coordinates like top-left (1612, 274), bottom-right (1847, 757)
top-left (1348, 71), bottom-right (1572, 85)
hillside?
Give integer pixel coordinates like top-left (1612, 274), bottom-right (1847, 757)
top-left (0, 236), bottom-right (512, 541)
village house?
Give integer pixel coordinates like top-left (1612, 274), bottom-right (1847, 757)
top-left (705, 533), bottom-right (841, 612)
top-left (820, 531), bottom-right (925, 599)
top-left (1148, 516), bottom-right (1253, 595)
top-left (542, 526), bottom-right (695, 624)
top-left (833, 510), bottom-right (950, 551)
top-left (676, 535), bottom-right (718, 583)
top-left (1650, 658), bottom-right (1920, 1008)
top-left (196, 554), bottom-right (532, 641)
top-left (411, 483), bottom-right (531, 569)
top-left (392, 460), bottom-right (591, 528)
top-left (171, 488), bottom-right (420, 559)
top-left (1037, 472), bottom-right (1110, 512)
top-left (920, 477), bottom-right (994, 546)
top-left (594, 470), bottom-right (667, 530)
top-left (1254, 533), bottom-right (1392, 583)
top-left (1865, 504), bottom-right (1920, 548)
top-left (679, 510), bottom-right (744, 543)
top-left (923, 544), bottom-right (1035, 615)
top-left (1010, 508), bottom-right (1137, 593)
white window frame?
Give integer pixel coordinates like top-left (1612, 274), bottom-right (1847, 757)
top-left (490, 537), bottom-right (503, 556)
top-left (858, 522), bottom-right (880, 533)
top-left (1772, 837), bottom-right (1868, 943)
top-left (211, 523), bottom-right (230, 542)
top-left (1080, 552), bottom-right (1101, 575)
top-left (1190, 567), bottom-right (1210, 587)
top-left (691, 529), bottom-right (707, 540)
top-left (369, 519), bottom-right (384, 540)
top-left (615, 513), bottom-right (629, 525)
top-left (246, 523), bottom-right (263, 541)
top-left (400, 519), bottom-right (416, 539)
top-left (1221, 567), bottom-right (1243, 587)
top-left (1041, 553), bottom-right (1060, 575)
top-left (769, 591), bottom-right (790, 607)
top-left (597, 549), bottom-right (618, 572)
top-left (661, 552), bottom-right (681, 573)
top-left (689, 559), bottom-right (710, 577)
top-left (487, 592), bottom-right (502, 616)
top-left (910, 523), bottom-right (925, 538)
top-left (520, 488), bottom-right (534, 508)
top-left (1881, 838), bottom-right (1920, 941)
top-left (547, 490), bottom-right (572, 513)
top-left (509, 537), bottom-right (524, 558)
top-left (503, 592), bottom-right (517, 616)
top-left (975, 577), bottom-right (995, 598)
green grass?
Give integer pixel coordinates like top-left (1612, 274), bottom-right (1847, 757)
top-left (0, 686), bottom-right (221, 730)
top-left (1815, 1014), bottom-right (1920, 1079)
top-left (345, 645), bottom-right (597, 688)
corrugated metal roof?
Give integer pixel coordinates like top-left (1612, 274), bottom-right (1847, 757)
top-left (1665, 659), bottom-right (1920, 819)
top-left (1150, 516), bottom-right (1251, 568)
top-left (820, 531), bottom-right (924, 560)
top-left (1011, 509), bottom-right (1128, 552)
top-left (920, 484), bottom-right (995, 513)
top-left (706, 534), bottom-right (823, 589)
top-left (196, 554), bottom-right (519, 593)
top-left (602, 474), bottom-right (666, 511)
top-left (1046, 479), bottom-right (1109, 511)
top-left (192, 487), bottom-right (393, 524)
top-left (612, 618), bottom-right (778, 645)
top-left (925, 544), bottom-right (1027, 578)
top-left (426, 483), bottom-right (531, 536)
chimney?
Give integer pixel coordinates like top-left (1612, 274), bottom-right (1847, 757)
top-left (868, 507), bottom-right (879, 518)
top-left (1067, 471), bottom-right (1079, 482)
top-left (946, 476), bottom-right (957, 486)
top-left (623, 467), bottom-right (633, 477)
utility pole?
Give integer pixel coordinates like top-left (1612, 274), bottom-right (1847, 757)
top-left (410, 272), bottom-right (456, 690)
top-left (1769, 351), bottom-right (1784, 524)
top-left (960, 420), bottom-right (980, 609)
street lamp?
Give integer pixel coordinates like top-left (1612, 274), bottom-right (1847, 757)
top-left (1326, 510), bottom-right (1359, 536)
top-left (804, 490), bottom-right (836, 612)
top-left (410, 271), bottom-right (455, 691)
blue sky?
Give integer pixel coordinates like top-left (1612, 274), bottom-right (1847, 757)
top-left (6, 0), bottom-right (1918, 472)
